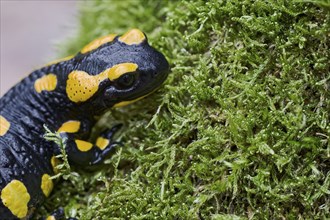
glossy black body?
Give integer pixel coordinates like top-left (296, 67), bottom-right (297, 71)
top-left (0, 33), bottom-right (169, 219)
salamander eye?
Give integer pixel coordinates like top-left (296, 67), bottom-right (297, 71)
top-left (116, 72), bottom-right (137, 89)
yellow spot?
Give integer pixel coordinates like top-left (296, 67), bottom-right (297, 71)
top-left (0, 115), bottom-right (10, 136)
top-left (66, 71), bottom-right (100, 102)
top-left (81, 34), bottom-right (117, 54)
top-left (107, 63), bottom-right (138, 81)
top-left (1, 180), bottom-right (30, 218)
top-left (66, 63), bottom-right (138, 102)
top-left (96, 137), bottom-right (109, 150)
top-left (75, 139), bottom-right (93, 152)
top-left (34, 74), bottom-right (57, 93)
top-left (113, 95), bottom-right (147, 108)
top-left (57, 120), bottom-right (81, 133)
top-left (45, 55), bottom-right (74, 66)
top-left (46, 216), bottom-right (56, 220)
top-left (118, 29), bottom-right (146, 45)
top-left (41, 174), bottom-right (53, 197)
top-left (51, 156), bottom-right (60, 174)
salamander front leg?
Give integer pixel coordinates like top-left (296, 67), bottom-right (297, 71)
top-left (61, 124), bottom-right (122, 166)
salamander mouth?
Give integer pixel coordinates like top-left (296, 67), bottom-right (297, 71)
top-left (124, 68), bottom-right (170, 102)
top-left (152, 69), bottom-right (169, 89)
top-left (109, 69), bottom-right (169, 108)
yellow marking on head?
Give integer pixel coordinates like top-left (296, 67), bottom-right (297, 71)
top-left (66, 63), bottom-right (138, 102)
top-left (75, 139), bottom-right (93, 152)
top-left (96, 137), bottom-right (110, 150)
top-left (119, 29), bottom-right (146, 45)
top-left (45, 55), bottom-right (74, 66)
top-left (51, 156), bottom-right (60, 174)
top-left (66, 71), bottom-right (101, 102)
top-left (81, 34), bottom-right (117, 54)
top-left (34, 74), bottom-right (57, 93)
top-left (113, 94), bottom-right (148, 108)
top-left (0, 180), bottom-right (30, 218)
top-left (0, 115), bottom-right (10, 136)
top-left (107, 63), bottom-right (138, 80)
top-left (41, 174), bottom-right (53, 197)
top-left (57, 120), bottom-right (81, 133)
top-left (46, 215), bottom-right (56, 220)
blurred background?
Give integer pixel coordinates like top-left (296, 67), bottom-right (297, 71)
top-left (0, 1), bottom-right (77, 95)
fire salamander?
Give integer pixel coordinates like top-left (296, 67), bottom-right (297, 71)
top-left (0, 29), bottom-right (169, 219)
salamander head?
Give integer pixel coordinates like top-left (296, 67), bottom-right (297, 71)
top-left (104, 29), bottom-right (170, 108)
top-left (73, 29), bottom-right (169, 111)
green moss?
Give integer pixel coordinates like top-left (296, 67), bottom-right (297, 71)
top-left (37, 0), bottom-right (329, 219)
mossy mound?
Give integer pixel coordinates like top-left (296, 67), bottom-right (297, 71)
top-left (37, 0), bottom-right (329, 219)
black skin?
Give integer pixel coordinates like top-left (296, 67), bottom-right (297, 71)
top-left (0, 32), bottom-right (169, 219)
